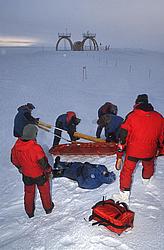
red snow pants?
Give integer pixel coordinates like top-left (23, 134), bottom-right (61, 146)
top-left (120, 157), bottom-right (155, 191)
top-left (24, 180), bottom-right (52, 216)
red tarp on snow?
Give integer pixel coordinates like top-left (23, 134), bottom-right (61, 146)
top-left (49, 142), bottom-right (117, 156)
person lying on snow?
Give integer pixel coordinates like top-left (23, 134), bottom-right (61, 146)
top-left (13, 103), bottom-right (39, 138)
top-left (96, 104), bottom-right (123, 142)
top-left (11, 124), bottom-right (54, 218)
top-left (52, 156), bottom-right (116, 189)
top-left (113, 94), bottom-right (164, 204)
top-left (52, 111), bottom-right (81, 147)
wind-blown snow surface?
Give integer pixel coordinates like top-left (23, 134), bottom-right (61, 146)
top-left (0, 47), bottom-right (164, 250)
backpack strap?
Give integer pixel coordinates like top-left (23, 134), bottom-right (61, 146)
top-left (92, 198), bottom-right (115, 209)
top-left (116, 201), bottom-right (129, 211)
top-left (92, 199), bottom-right (127, 219)
top-left (89, 198), bottom-right (130, 222)
top-left (91, 212), bottom-right (130, 229)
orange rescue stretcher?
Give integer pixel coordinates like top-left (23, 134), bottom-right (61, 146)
top-left (38, 120), bottom-right (117, 156)
top-left (49, 141), bottom-right (117, 156)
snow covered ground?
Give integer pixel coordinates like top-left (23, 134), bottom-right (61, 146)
top-left (0, 47), bottom-right (164, 250)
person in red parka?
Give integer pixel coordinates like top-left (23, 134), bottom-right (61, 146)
top-left (157, 117), bottom-right (164, 156)
top-left (11, 124), bottom-right (54, 218)
top-left (113, 94), bottom-right (163, 203)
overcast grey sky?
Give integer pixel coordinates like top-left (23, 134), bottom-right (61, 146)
top-left (0, 0), bottom-right (164, 51)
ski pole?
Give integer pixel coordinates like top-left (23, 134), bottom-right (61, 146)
top-left (38, 120), bottom-right (68, 133)
top-left (37, 124), bottom-right (50, 132)
top-left (38, 124), bottom-right (71, 142)
top-left (53, 126), bottom-right (68, 133)
top-left (38, 120), bottom-right (52, 129)
top-left (48, 130), bottom-right (71, 142)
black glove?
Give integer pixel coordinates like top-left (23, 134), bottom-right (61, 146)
top-left (35, 118), bottom-right (40, 124)
top-left (75, 137), bottom-right (80, 141)
top-left (106, 137), bottom-right (112, 142)
top-left (74, 118), bottom-right (81, 125)
top-left (18, 167), bottom-right (22, 174)
top-left (71, 136), bottom-right (80, 141)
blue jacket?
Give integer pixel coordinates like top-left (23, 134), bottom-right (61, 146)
top-left (13, 106), bottom-right (36, 137)
top-left (55, 112), bottom-right (78, 141)
top-left (96, 114), bottom-right (123, 141)
top-left (56, 114), bottom-right (69, 131)
top-left (105, 115), bottom-right (123, 137)
top-left (55, 161), bottom-right (116, 189)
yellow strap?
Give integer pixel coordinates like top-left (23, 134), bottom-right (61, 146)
top-left (37, 124), bottom-right (50, 132)
top-left (38, 120), bottom-right (106, 143)
top-left (38, 120), bottom-right (52, 129)
top-left (73, 132), bottom-right (106, 143)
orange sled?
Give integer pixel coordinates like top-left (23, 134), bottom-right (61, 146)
top-left (49, 142), bottom-right (117, 156)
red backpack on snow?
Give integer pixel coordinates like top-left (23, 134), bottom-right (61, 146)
top-left (89, 198), bottom-right (135, 235)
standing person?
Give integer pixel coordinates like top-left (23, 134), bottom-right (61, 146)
top-left (52, 111), bottom-right (81, 147)
top-left (113, 94), bottom-right (163, 203)
top-left (157, 117), bottom-right (164, 156)
top-left (11, 124), bottom-right (54, 218)
top-left (13, 103), bottom-right (39, 138)
top-left (96, 106), bottom-right (123, 142)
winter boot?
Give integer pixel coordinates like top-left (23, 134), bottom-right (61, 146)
top-left (27, 213), bottom-right (34, 218)
top-left (142, 176), bottom-right (153, 185)
top-left (45, 202), bottom-right (54, 214)
top-left (54, 156), bottom-right (61, 168)
top-left (52, 169), bottom-right (64, 178)
top-left (53, 156), bottom-right (65, 178)
top-left (112, 191), bottom-right (130, 204)
top-left (142, 178), bottom-right (150, 185)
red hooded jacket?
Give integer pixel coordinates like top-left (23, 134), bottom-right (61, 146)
top-left (119, 104), bottom-right (163, 158)
top-left (11, 139), bottom-right (51, 178)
